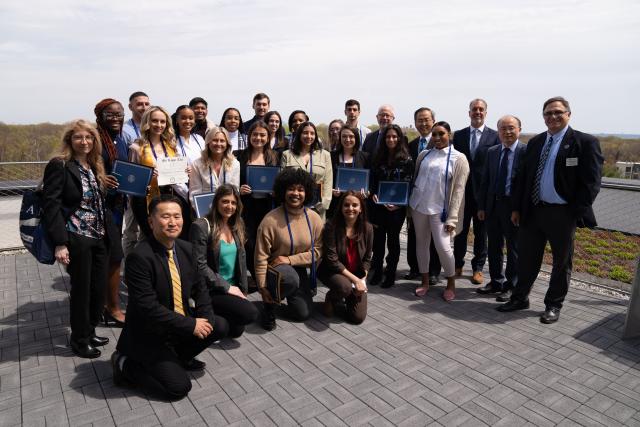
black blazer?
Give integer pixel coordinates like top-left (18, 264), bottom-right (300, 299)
top-left (408, 135), bottom-right (433, 161)
top-left (478, 142), bottom-right (527, 217)
top-left (190, 218), bottom-right (248, 295)
top-left (361, 130), bottom-right (380, 156)
top-left (330, 150), bottom-right (370, 173)
top-left (42, 158), bottom-right (109, 247)
top-left (452, 126), bottom-right (499, 204)
top-left (512, 127), bottom-right (603, 228)
top-left (116, 237), bottom-right (215, 363)
top-left (319, 222), bottom-right (374, 278)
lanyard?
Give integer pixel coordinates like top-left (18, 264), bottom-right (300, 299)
top-left (283, 207), bottom-right (317, 289)
top-left (131, 119), bottom-right (140, 138)
top-left (150, 141), bottom-right (168, 160)
top-left (340, 153), bottom-right (355, 168)
top-left (309, 151), bottom-right (313, 175)
top-left (178, 136), bottom-right (187, 157)
top-left (414, 145), bottom-right (452, 222)
top-left (209, 165), bottom-right (226, 192)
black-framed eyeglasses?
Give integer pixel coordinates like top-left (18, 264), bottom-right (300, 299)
top-left (543, 110), bottom-right (568, 118)
top-left (103, 113), bottom-right (124, 120)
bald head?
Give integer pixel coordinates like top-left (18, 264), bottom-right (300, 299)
top-left (497, 115), bottom-right (521, 146)
top-left (376, 104), bottom-right (395, 128)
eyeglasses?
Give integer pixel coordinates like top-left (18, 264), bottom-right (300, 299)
top-left (103, 113), bottom-right (124, 120)
top-left (72, 135), bottom-right (95, 143)
top-left (377, 113), bottom-right (394, 119)
top-left (543, 110), bottom-right (568, 118)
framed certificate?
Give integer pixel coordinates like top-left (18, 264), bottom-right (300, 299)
top-left (376, 181), bottom-right (410, 206)
top-left (112, 160), bottom-right (153, 197)
top-left (246, 166), bottom-right (279, 193)
top-left (193, 192), bottom-right (215, 218)
top-left (266, 265), bottom-right (283, 305)
top-left (335, 167), bottom-right (369, 192)
top-left (157, 156), bottom-right (189, 186)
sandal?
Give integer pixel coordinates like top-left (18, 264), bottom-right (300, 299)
top-left (442, 289), bottom-right (455, 302)
top-left (414, 286), bottom-right (429, 297)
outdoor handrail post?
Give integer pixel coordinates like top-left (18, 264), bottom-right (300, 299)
top-left (622, 257), bottom-right (640, 339)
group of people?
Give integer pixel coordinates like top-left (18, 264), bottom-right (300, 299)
top-left (40, 91), bottom-right (603, 400)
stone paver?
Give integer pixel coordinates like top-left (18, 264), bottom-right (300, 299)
top-left (0, 250), bottom-right (638, 426)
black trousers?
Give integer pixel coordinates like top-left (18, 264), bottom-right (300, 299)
top-left (371, 206), bottom-right (406, 278)
top-left (486, 198), bottom-right (519, 289)
top-left (66, 232), bottom-right (108, 345)
top-left (242, 196), bottom-right (273, 278)
top-left (318, 271), bottom-right (367, 324)
top-left (407, 219), bottom-right (442, 276)
top-left (210, 293), bottom-right (259, 338)
top-left (512, 204), bottom-right (576, 309)
top-left (123, 315), bottom-right (229, 400)
top-left (265, 265), bottom-right (313, 321)
top-left (453, 195), bottom-right (487, 271)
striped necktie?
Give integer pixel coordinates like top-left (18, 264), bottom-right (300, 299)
top-left (167, 249), bottom-right (185, 315)
top-left (418, 137), bottom-right (427, 153)
top-left (532, 136), bottom-right (554, 205)
top-left (470, 129), bottom-right (479, 160)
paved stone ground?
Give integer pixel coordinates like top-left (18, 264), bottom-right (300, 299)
top-left (1, 250), bottom-right (640, 427)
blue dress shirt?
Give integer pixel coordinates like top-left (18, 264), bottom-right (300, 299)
top-left (539, 125), bottom-right (569, 204)
top-left (498, 140), bottom-right (519, 196)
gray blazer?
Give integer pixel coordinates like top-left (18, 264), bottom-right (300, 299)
top-left (190, 217), bottom-right (248, 294)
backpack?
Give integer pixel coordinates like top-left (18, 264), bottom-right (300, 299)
top-left (19, 160), bottom-right (65, 264)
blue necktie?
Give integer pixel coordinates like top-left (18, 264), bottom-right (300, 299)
top-left (496, 148), bottom-right (510, 197)
top-left (470, 129), bottom-right (479, 160)
top-left (532, 136), bottom-right (554, 205)
top-left (418, 137), bottom-right (427, 153)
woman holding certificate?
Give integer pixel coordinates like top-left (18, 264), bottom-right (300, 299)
top-left (172, 105), bottom-right (205, 164)
top-left (42, 120), bottom-right (113, 358)
top-left (189, 126), bottom-right (241, 204)
top-left (281, 121), bottom-right (333, 220)
top-left (234, 121), bottom-right (280, 278)
top-left (369, 124), bottom-right (414, 288)
top-left (132, 106), bottom-right (191, 239)
top-left (318, 191), bottom-right (373, 324)
top-left (254, 169), bottom-right (324, 331)
top-left (329, 125), bottom-right (370, 217)
top-left (409, 121), bottom-right (469, 301)
top-left (190, 184), bottom-right (259, 338)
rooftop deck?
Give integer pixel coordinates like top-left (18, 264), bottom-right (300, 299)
top-left (1, 252), bottom-right (639, 427)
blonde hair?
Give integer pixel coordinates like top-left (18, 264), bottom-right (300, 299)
top-left (203, 126), bottom-right (235, 171)
top-left (57, 119), bottom-right (107, 189)
top-left (139, 106), bottom-right (177, 152)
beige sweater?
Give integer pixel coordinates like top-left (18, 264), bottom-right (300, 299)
top-left (254, 206), bottom-right (324, 289)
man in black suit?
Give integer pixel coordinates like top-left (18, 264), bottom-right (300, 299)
top-left (452, 99), bottom-right (500, 285)
top-left (497, 97), bottom-right (603, 324)
top-left (477, 115), bottom-right (526, 302)
top-left (405, 107), bottom-right (441, 283)
top-left (243, 92), bottom-right (270, 132)
top-left (362, 104), bottom-right (395, 156)
top-left (112, 195), bottom-right (229, 400)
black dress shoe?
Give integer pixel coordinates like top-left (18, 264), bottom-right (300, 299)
top-left (403, 271), bottom-right (421, 280)
top-left (261, 307), bottom-right (277, 331)
top-left (496, 299), bottom-right (529, 312)
top-left (90, 335), bottom-right (109, 347)
top-left (477, 282), bottom-right (503, 295)
top-left (496, 289), bottom-right (512, 302)
top-left (368, 273), bottom-right (382, 287)
top-left (111, 351), bottom-right (129, 387)
top-left (71, 341), bottom-right (101, 359)
top-left (182, 358), bottom-right (206, 371)
top-left (540, 307), bottom-right (560, 324)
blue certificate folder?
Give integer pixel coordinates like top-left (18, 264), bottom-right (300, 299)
top-left (376, 181), bottom-right (410, 205)
top-left (335, 167), bottom-right (369, 192)
top-left (193, 192), bottom-right (215, 218)
top-left (246, 166), bottom-right (279, 193)
top-left (112, 160), bottom-right (153, 197)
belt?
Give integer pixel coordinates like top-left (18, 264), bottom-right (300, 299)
top-left (537, 201), bottom-right (566, 207)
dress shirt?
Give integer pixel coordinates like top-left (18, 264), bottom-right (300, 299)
top-left (410, 147), bottom-right (460, 215)
top-left (498, 140), bottom-right (519, 196)
top-left (418, 135), bottom-right (431, 153)
top-left (356, 123), bottom-right (371, 143)
top-left (540, 125), bottom-right (569, 204)
top-left (469, 124), bottom-right (485, 158)
top-left (228, 130), bottom-right (246, 151)
top-left (176, 134), bottom-right (205, 165)
top-left (122, 119), bottom-right (141, 147)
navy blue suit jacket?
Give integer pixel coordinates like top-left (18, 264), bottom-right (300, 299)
top-left (452, 126), bottom-right (500, 205)
top-left (511, 127), bottom-right (603, 228)
top-left (478, 142), bottom-right (526, 217)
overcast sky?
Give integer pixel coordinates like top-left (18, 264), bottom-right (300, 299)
top-left (1, 0), bottom-right (638, 134)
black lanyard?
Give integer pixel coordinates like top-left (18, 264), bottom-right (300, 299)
top-left (283, 207), bottom-right (317, 289)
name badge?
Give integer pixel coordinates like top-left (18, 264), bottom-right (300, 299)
top-left (566, 157), bottom-right (578, 167)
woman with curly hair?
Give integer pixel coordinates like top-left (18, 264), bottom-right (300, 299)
top-left (190, 184), bottom-right (259, 338)
top-left (42, 120), bottom-right (115, 358)
top-left (254, 169), bottom-right (324, 330)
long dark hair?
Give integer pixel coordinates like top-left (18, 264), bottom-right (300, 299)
top-left (246, 121), bottom-right (279, 165)
top-left (373, 124), bottom-right (409, 167)
top-left (264, 110), bottom-right (286, 149)
top-left (331, 191), bottom-right (368, 242)
top-left (291, 121), bottom-right (322, 155)
top-left (334, 125), bottom-right (361, 155)
top-left (206, 184), bottom-right (245, 244)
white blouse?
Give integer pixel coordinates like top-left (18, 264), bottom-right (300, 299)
top-left (409, 146), bottom-right (462, 215)
top-left (189, 157), bottom-right (240, 205)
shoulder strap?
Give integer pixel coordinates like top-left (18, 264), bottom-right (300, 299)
top-left (202, 217), bottom-right (211, 236)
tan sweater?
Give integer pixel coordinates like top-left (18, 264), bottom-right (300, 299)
top-left (254, 206), bottom-right (324, 289)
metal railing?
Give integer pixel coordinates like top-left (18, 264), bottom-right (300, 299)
top-left (0, 162), bottom-right (48, 250)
